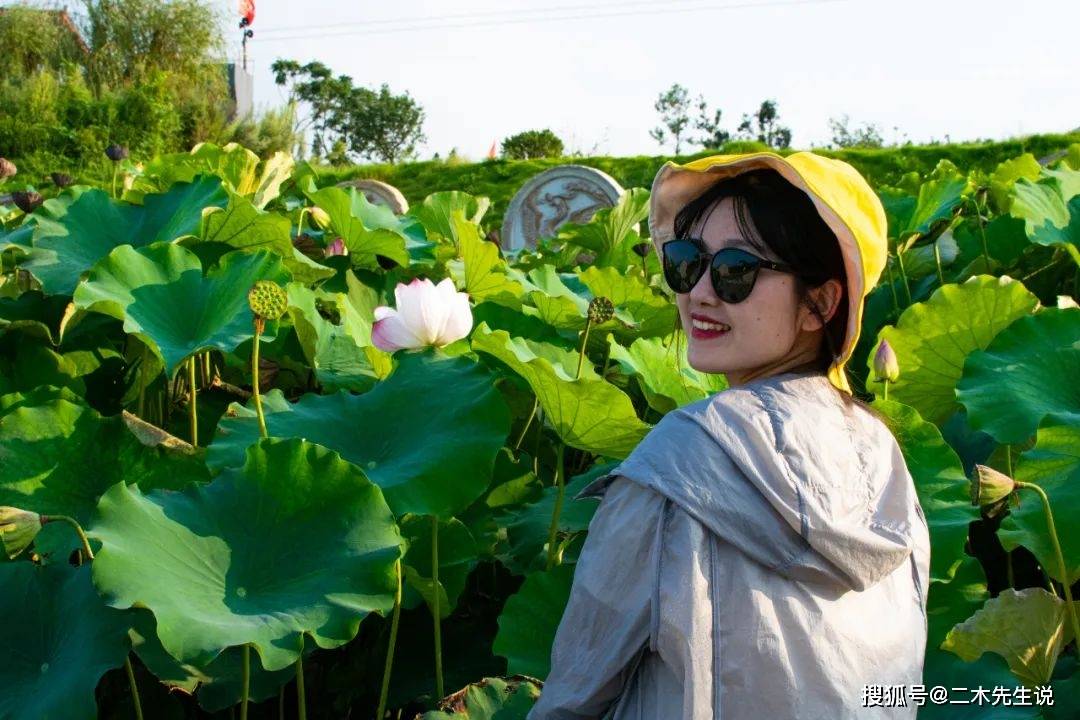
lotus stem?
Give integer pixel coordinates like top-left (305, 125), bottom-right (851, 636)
top-left (1014, 481), bottom-right (1080, 647)
top-left (882, 379), bottom-right (889, 402)
top-left (187, 356), bottom-right (198, 447)
top-left (253, 318), bottom-right (268, 439)
top-left (575, 318), bottom-right (593, 380)
top-left (296, 654), bottom-right (306, 720)
top-left (377, 559), bottom-right (404, 720)
top-left (933, 239), bottom-right (945, 287)
top-left (895, 246), bottom-right (912, 305)
top-left (513, 398), bottom-right (539, 452)
top-left (111, 165), bottom-right (119, 199)
top-left (279, 686), bottom-right (284, 720)
top-left (431, 514), bottom-right (444, 701)
top-left (240, 643), bottom-right (250, 720)
top-left (42, 514), bottom-right (93, 561)
top-left (969, 195), bottom-right (991, 269)
top-left (545, 443), bottom-right (567, 570)
top-left (124, 656), bottom-right (144, 720)
top-left (137, 343), bottom-right (147, 420)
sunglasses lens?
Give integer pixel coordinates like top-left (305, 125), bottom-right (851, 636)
top-left (662, 240), bottom-right (705, 293)
top-left (711, 249), bottom-right (760, 303)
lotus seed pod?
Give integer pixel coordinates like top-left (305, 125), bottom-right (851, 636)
top-left (632, 242), bottom-right (651, 258)
top-left (50, 172), bottom-right (74, 188)
top-left (872, 338), bottom-right (900, 382)
top-left (105, 144), bottom-right (129, 162)
top-left (11, 191), bottom-right (43, 214)
top-left (309, 205), bottom-right (331, 229)
top-left (970, 464), bottom-right (1016, 515)
top-left (0, 157), bottom-right (16, 180)
top-left (0, 506), bottom-right (42, 560)
top-left (588, 296), bottom-right (614, 324)
top-left (247, 280), bottom-right (288, 320)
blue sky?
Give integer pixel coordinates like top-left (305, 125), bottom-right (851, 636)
top-left (221, 0), bottom-right (1077, 161)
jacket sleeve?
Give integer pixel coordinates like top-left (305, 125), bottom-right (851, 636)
top-left (526, 475), bottom-right (668, 720)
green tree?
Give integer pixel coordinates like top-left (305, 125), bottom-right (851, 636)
top-left (736, 99), bottom-right (792, 149)
top-left (649, 83), bottom-right (694, 155)
top-left (0, 5), bottom-right (83, 76)
top-left (272, 59), bottom-right (425, 164)
top-left (827, 114), bottom-right (885, 149)
top-left (693, 97), bottom-right (731, 150)
top-left (501, 129), bottom-right (565, 159)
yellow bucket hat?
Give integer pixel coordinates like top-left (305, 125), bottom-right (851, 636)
top-left (649, 150), bottom-right (888, 395)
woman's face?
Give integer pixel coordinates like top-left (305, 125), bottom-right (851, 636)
top-left (673, 195), bottom-right (843, 387)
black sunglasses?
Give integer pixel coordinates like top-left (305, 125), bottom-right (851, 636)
top-left (661, 238), bottom-right (797, 303)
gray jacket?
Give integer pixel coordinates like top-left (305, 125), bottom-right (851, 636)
top-left (527, 370), bottom-right (931, 720)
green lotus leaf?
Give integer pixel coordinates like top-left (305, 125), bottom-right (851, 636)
top-left (0, 562), bottom-right (133, 720)
top-left (989, 153), bottom-right (1042, 213)
top-left (130, 143), bottom-right (293, 209)
top-left (419, 676), bottom-right (542, 720)
top-left (920, 556), bottom-right (1040, 720)
top-left (502, 462), bottom-right (611, 574)
top-left (201, 191), bottom-right (335, 284)
top-left (472, 323), bottom-right (649, 457)
top-left (89, 437), bottom-right (404, 672)
top-left (941, 587), bottom-right (1077, 688)
top-left (554, 187), bottom-right (650, 269)
top-left (126, 606), bottom-right (310, 712)
top-left (445, 210), bottom-right (524, 310)
top-left (865, 275), bottom-right (1039, 425)
top-left (0, 385), bottom-right (209, 559)
top-left (872, 399), bottom-right (977, 584)
top-left (996, 420), bottom-right (1080, 585)
top-left (306, 185), bottom-right (415, 268)
top-left (1, 340), bottom-right (85, 396)
top-left (952, 214), bottom-right (1030, 269)
top-left (956, 308), bottom-right (1080, 444)
top-left (576, 266), bottom-right (677, 339)
top-left (400, 514), bottom-right (479, 618)
top-left (72, 243), bottom-right (289, 378)
top-left (493, 563), bottom-right (575, 678)
top-left (411, 191), bottom-right (491, 243)
top-left (607, 334), bottom-right (725, 414)
top-left (209, 350), bottom-right (511, 518)
top-left (22, 176), bottom-right (226, 295)
top-left (0, 290), bottom-right (69, 344)
top-left (895, 173), bottom-right (969, 243)
top-left (286, 274), bottom-right (392, 392)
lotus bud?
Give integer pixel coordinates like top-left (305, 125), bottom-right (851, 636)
top-left (309, 206), bottom-right (331, 230)
top-left (587, 296), bottom-right (614, 324)
top-left (50, 172), bottom-right (74, 188)
top-left (372, 277), bottom-right (473, 352)
top-left (970, 464), bottom-right (1017, 516)
top-left (105, 144), bottom-right (129, 162)
top-left (12, 191), bottom-right (43, 214)
top-left (324, 237), bottom-right (347, 257)
top-left (0, 506), bottom-right (43, 559)
top-left (632, 242), bottom-right (651, 258)
top-left (247, 280), bottom-right (288, 321)
top-left (0, 157), bottom-right (16, 180)
top-left (872, 338), bottom-right (900, 382)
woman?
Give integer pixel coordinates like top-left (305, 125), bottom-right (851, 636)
top-left (526, 151), bottom-right (931, 720)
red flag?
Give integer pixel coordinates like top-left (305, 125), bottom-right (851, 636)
top-left (239, 0), bottom-right (255, 25)
top-left (487, 140), bottom-right (497, 160)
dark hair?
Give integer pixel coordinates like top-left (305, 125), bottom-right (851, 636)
top-left (669, 167), bottom-right (885, 422)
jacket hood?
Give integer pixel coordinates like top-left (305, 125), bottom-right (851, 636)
top-left (648, 151), bottom-right (890, 396)
top-left (576, 370), bottom-right (924, 592)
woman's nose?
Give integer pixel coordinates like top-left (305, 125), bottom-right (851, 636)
top-left (689, 265), bottom-right (717, 304)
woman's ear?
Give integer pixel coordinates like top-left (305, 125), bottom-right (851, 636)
top-left (801, 279), bottom-right (843, 331)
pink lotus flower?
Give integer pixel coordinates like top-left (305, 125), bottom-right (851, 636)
top-left (325, 237), bottom-right (347, 257)
top-left (372, 278), bottom-right (473, 351)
